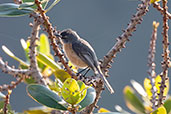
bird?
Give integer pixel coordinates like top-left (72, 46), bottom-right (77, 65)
top-left (55, 29), bottom-right (114, 94)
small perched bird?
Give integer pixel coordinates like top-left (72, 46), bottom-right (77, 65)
top-left (56, 29), bottom-right (114, 94)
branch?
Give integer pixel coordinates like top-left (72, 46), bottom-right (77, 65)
top-left (0, 3), bottom-right (46, 87)
top-left (33, 0), bottom-right (76, 79)
top-left (82, 0), bottom-right (151, 114)
top-left (0, 57), bottom-right (30, 77)
top-left (80, 81), bottom-right (103, 114)
top-left (0, 16), bottom-right (46, 87)
top-left (157, 0), bottom-right (170, 106)
top-left (101, 0), bottom-right (150, 76)
top-left (30, 3), bottom-right (102, 113)
top-left (0, 18), bottom-right (47, 91)
top-left (153, 2), bottom-right (171, 19)
top-left (3, 90), bottom-right (12, 114)
top-left (147, 21), bottom-right (159, 110)
top-left (28, 19), bottom-right (47, 85)
top-left (0, 77), bottom-right (23, 92)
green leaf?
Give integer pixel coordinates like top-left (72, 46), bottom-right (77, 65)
top-left (2, 45), bottom-right (29, 67)
top-left (24, 106), bottom-right (52, 114)
top-left (0, 3), bottom-right (34, 17)
top-left (163, 97), bottom-right (171, 114)
top-left (61, 78), bottom-right (81, 105)
top-left (19, 2), bottom-right (35, 9)
top-left (38, 33), bottom-right (54, 71)
top-left (54, 69), bottom-right (71, 82)
top-left (78, 86), bottom-right (96, 111)
top-left (77, 81), bottom-right (87, 103)
top-left (20, 39), bottom-right (30, 62)
top-left (36, 52), bottom-right (61, 71)
top-left (45, 0), bottom-right (60, 12)
top-left (24, 110), bottom-right (47, 114)
top-left (38, 34), bottom-right (50, 71)
top-left (130, 80), bottom-right (147, 97)
top-left (49, 79), bottom-right (62, 94)
top-left (39, 34), bottom-right (50, 56)
top-left (38, 34), bottom-right (54, 73)
top-left (151, 106), bottom-right (167, 114)
top-left (27, 84), bottom-right (67, 110)
top-left (123, 86), bottom-right (145, 114)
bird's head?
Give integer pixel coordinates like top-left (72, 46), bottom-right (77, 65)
top-left (57, 29), bottom-right (79, 43)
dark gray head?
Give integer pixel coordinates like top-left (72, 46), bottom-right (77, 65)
top-left (59, 29), bottom-right (80, 43)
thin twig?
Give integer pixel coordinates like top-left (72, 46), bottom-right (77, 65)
top-left (101, 0), bottom-right (150, 76)
top-left (28, 19), bottom-right (47, 85)
top-left (0, 77), bottom-right (24, 92)
top-left (31, 3), bottom-right (102, 113)
top-left (80, 81), bottom-right (103, 114)
top-left (3, 90), bottom-right (12, 114)
top-left (147, 21), bottom-right (159, 110)
top-left (81, 0), bottom-right (151, 114)
top-left (153, 2), bottom-right (171, 19)
top-left (34, 0), bottom-right (76, 79)
top-left (0, 11), bottom-right (46, 86)
top-left (0, 57), bottom-right (30, 77)
top-left (157, 0), bottom-right (170, 106)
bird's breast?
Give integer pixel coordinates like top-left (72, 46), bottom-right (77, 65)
top-left (63, 43), bottom-right (88, 68)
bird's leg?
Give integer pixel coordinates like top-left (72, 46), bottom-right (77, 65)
top-left (82, 68), bottom-right (90, 77)
top-left (76, 67), bottom-right (89, 76)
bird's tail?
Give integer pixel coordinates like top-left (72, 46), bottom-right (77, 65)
top-left (96, 67), bottom-right (114, 94)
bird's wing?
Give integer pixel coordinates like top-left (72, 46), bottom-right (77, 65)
top-left (72, 39), bottom-right (98, 71)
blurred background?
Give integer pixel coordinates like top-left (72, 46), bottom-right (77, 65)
top-left (0, 0), bottom-right (170, 113)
